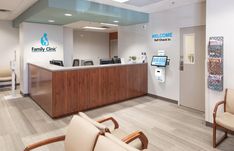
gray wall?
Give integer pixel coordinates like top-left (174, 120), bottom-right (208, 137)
top-left (73, 31), bottom-right (109, 65)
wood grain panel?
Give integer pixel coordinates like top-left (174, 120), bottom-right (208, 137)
top-left (29, 63), bottom-right (148, 118)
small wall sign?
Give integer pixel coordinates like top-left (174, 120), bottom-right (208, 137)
top-left (152, 32), bottom-right (173, 42)
top-left (32, 33), bottom-right (57, 52)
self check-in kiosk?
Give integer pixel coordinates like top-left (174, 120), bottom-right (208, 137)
top-left (151, 50), bottom-right (170, 83)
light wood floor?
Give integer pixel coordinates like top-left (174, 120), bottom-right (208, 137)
top-left (0, 88), bottom-right (233, 151)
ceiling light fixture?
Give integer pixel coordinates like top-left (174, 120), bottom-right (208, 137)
top-left (48, 20), bottom-right (55, 23)
top-left (83, 26), bottom-right (106, 30)
top-left (64, 13), bottom-right (72, 16)
top-left (112, 0), bottom-right (129, 3)
top-left (113, 20), bottom-right (119, 23)
top-left (100, 23), bottom-right (118, 27)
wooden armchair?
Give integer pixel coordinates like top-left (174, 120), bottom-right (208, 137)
top-left (24, 115), bottom-right (149, 151)
top-left (0, 68), bottom-right (16, 89)
top-left (213, 89), bottom-right (234, 148)
top-left (24, 115), bottom-right (101, 151)
top-left (79, 112), bottom-right (149, 150)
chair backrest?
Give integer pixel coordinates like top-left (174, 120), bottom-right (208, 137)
top-left (84, 61), bottom-right (94, 66)
top-left (0, 68), bottom-right (11, 77)
top-left (73, 59), bottom-right (80, 66)
top-left (79, 112), bottom-right (107, 130)
top-left (64, 115), bottom-right (100, 151)
top-left (94, 133), bottom-right (139, 151)
top-left (225, 89), bottom-right (234, 114)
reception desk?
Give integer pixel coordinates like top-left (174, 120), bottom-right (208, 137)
top-left (28, 63), bottom-right (148, 118)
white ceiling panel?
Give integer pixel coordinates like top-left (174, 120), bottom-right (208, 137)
top-left (0, 0), bottom-right (37, 21)
top-left (125, 0), bottom-right (163, 7)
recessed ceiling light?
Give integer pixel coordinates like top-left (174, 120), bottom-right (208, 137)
top-left (48, 20), bottom-right (55, 23)
top-left (100, 23), bottom-right (118, 27)
top-left (113, 20), bottom-right (119, 23)
top-left (112, 0), bottom-right (129, 3)
top-left (83, 26), bottom-right (106, 30)
top-left (64, 13), bottom-right (72, 17)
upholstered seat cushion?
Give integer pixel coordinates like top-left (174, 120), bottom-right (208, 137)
top-left (0, 77), bottom-right (11, 82)
top-left (79, 112), bottom-right (107, 130)
top-left (226, 89), bottom-right (234, 114)
top-left (94, 133), bottom-right (139, 151)
top-left (216, 112), bottom-right (234, 131)
top-left (79, 112), bottom-right (142, 150)
top-left (64, 115), bottom-right (100, 151)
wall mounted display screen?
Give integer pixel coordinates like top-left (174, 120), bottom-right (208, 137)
top-left (151, 56), bottom-right (168, 67)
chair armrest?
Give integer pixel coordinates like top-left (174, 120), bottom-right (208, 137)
top-left (97, 117), bottom-right (119, 130)
top-left (24, 135), bottom-right (65, 151)
top-left (213, 101), bottom-right (225, 122)
top-left (121, 131), bottom-right (149, 150)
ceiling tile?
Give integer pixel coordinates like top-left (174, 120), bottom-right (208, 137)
top-left (124, 0), bottom-right (163, 7)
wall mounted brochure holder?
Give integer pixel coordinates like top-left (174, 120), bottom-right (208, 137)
top-left (207, 36), bottom-right (224, 91)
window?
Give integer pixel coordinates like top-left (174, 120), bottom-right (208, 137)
top-left (183, 33), bottom-right (195, 64)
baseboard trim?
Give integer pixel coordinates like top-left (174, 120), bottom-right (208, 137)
top-left (147, 93), bottom-right (178, 104)
top-left (20, 91), bottom-right (29, 97)
top-left (206, 121), bottom-right (213, 127)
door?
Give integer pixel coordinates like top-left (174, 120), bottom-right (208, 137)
top-left (180, 26), bottom-right (205, 111)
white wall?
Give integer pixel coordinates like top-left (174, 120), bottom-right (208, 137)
top-left (73, 31), bottom-right (109, 65)
top-left (63, 27), bottom-right (74, 67)
top-left (206, 0), bottom-right (234, 123)
top-left (0, 21), bottom-right (20, 84)
top-left (20, 22), bottom-right (64, 94)
top-left (118, 2), bottom-right (206, 101)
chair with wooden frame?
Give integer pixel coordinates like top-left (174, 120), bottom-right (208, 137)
top-left (213, 88), bottom-right (234, 148)
top-left (24, 115), bottom-right (149, 151)
top-left (79, 112), bottom-right (149, 150)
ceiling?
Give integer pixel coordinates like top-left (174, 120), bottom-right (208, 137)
top-left (89, 0), bottom-right (206, 13)
top-left (65, 21), bottom-right (118, 33)
top-left (13, 0), bottom-right (149, 27)
top-left (0, 0), bottom-right (37, 20)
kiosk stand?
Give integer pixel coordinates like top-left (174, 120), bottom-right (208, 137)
top-left (4, 51), bottom-right (22, 100)
top-left (151, 50), bottom-right (170, 83)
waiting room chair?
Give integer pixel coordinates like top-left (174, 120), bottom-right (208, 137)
top-left (72, 59), bottom-right (79, 66)
top-left (213, 88), bottom-right (234, 147)
top-left (83, 60), bottom-right (94, 66)
top-left (0, 68), bottom-right (16, 89)
top-left (24, 115), bottom-right (101, 151)
top-left (24, 114), bottom-right (148, 151)
top-left (79, 112), bottom-right (148, 150)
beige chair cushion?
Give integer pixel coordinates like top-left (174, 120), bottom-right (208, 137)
top-left (216, 112), bottom-right (234, 131)
top-left (94, 135), bottom-right (127, 151)
top-left (112, 129), bottom-right (142, 150)
top-left (0, 77), bottom-right (12, 82)
top-left (0, 69), bottom-right (11, 77)
top-left (79, 112), bottom-right (107, 130)
top-left (79, 112), bottom-right (142, 150)
top-left (64, 115), bottom-right (100, 151)
top-left (226, 89), bottom-right (234, 114)
top-left (94, 133), bottom-right (140, 151)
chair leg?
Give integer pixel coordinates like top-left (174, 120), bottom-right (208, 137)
top-left (213, 124), bottom-right (216, 148)
top-left (213, 124), bottom-right (228, 148)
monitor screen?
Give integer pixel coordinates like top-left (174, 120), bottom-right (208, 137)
top-left (151, 56), bottom-right (168, 67)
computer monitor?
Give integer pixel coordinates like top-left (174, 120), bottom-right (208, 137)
top-left (151, 56), bottom-right (168, 67)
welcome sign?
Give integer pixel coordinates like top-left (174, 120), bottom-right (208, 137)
top-left (152, 32), bottom-right (173, 42)
top-left (32, 33), bottom-right (57, 52)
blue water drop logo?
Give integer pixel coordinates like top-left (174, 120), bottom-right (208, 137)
top-left (40, 33), bottom-right (49, 46)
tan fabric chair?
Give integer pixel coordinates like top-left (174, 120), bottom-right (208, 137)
top-left (24, 115), bottom-right (101, 151)
top-left (213, 88), bottom-right (234, 148)
top-left (79, 112), bottom-right (148, 150)
top-left (0, 68), bottom-right (11, 82)
top-left (94, 133), bottom-right (148, 151)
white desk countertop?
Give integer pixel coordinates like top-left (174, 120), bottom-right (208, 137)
top-left (28, 62), bottom-right (147, 72)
